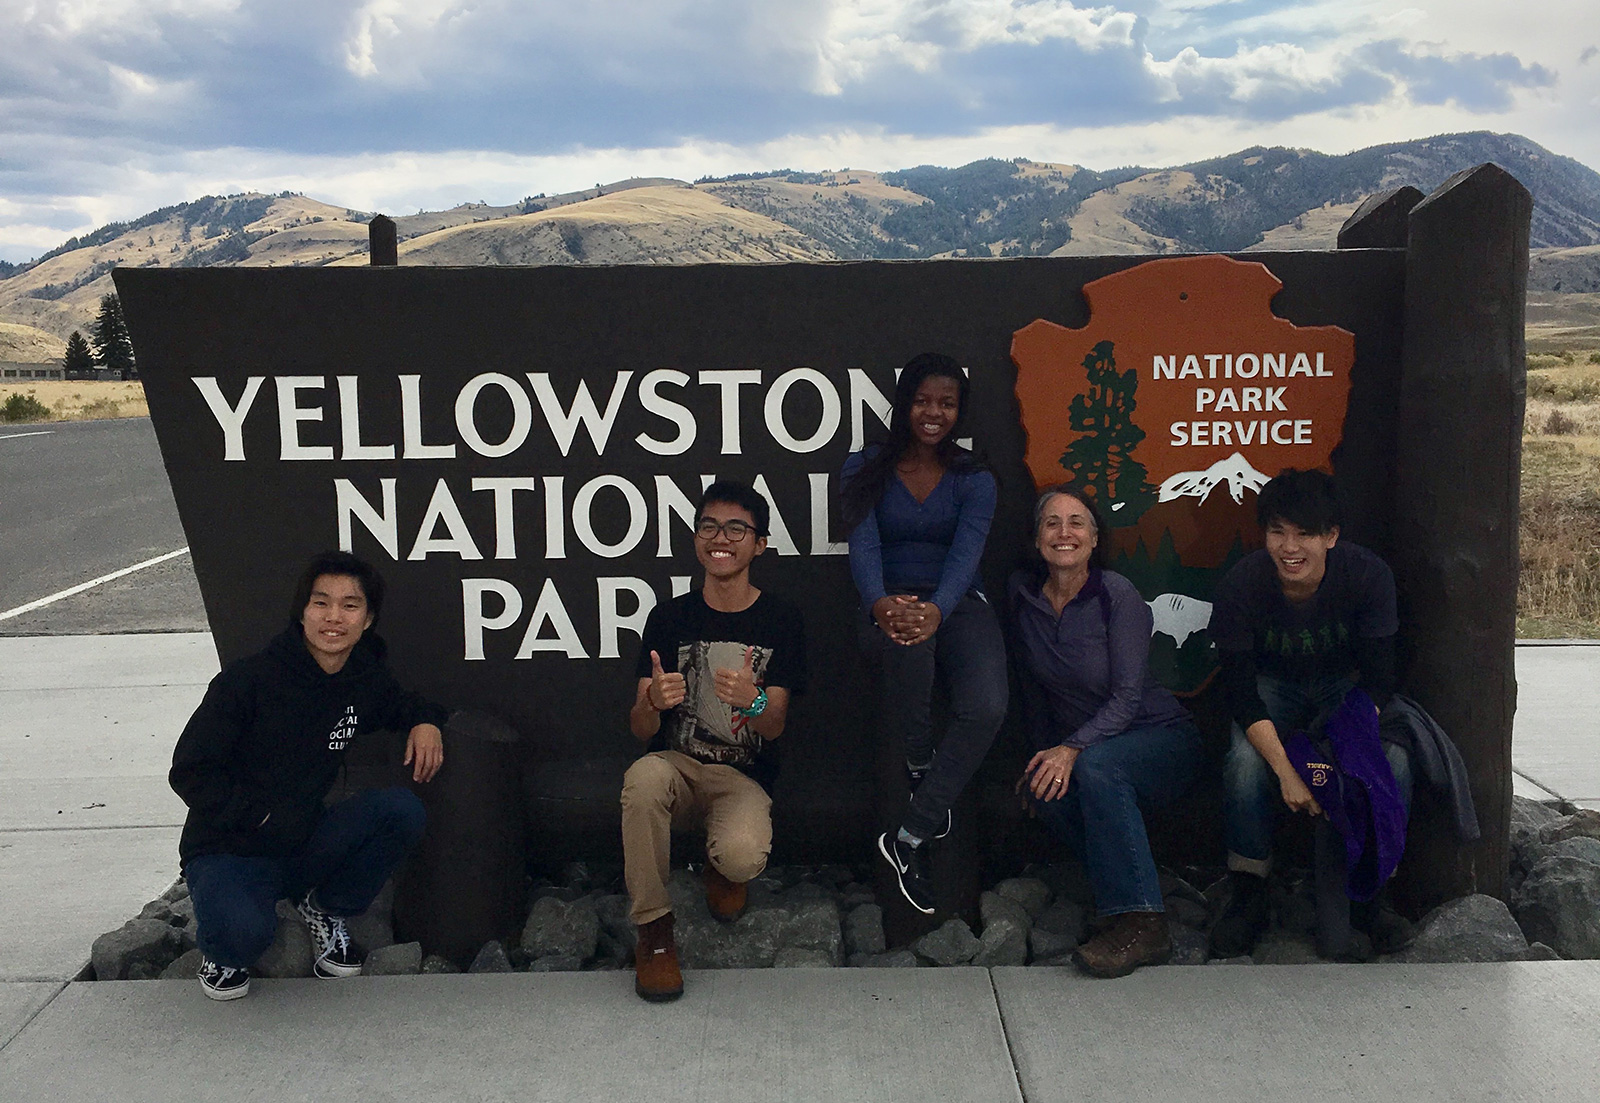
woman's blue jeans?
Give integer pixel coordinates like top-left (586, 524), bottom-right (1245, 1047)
top-left (1223, 674), bottom-right (1412, 874)
top-left (186, 786), bottom-right (426, 969)
top-left (1033, 719), bottom-right (1204, 916)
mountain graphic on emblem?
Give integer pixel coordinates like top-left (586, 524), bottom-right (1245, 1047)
top-left (1156, 451), bottom-right (1269, 505)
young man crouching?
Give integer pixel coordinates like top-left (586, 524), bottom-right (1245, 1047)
top-left (622, 481), bottom-right (807, 1001)
top-left (170, 551), bottom-right (446, 1000)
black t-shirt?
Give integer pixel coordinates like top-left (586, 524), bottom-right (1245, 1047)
top-left (1209, 542), bottom-right (1398, 727)
top-left (634, 590), bottom-right (807, 791)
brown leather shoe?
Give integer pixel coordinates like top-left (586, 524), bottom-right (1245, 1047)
top-left (1073, 912), bottom-right (1172, 978)
top-left (634, 914), bottom-right (684, 1002)
top-left (704, 863), bottom-right (747, 923)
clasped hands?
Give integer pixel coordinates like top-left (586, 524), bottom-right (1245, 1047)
top-left (872, 595), bottom-right (942, 646)
top-left (647, 648), bottom-right (761, 712)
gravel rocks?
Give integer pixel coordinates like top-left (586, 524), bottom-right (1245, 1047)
top-left (527, 954), bottom-right (584, 972)
top-left (468, 940), bottom-right (513, 973)
top-left (994, 878), bottom-right (1052, 919)
top-left (914, 919), bottom-right (980, 966)
top-left (253, 918), bottom-right (314, 978)
top-left (362, 942), bottom-right (422, 976)
top-left (1397, 894), bottom-right (1530, 963)
top-left (101, 834), bottom-right (1600, 978)
top-left (160, 948), bottom-right (204, 980)
top-left (1168, 925), bottom-right (1209, 966)
top-left (521, 896), bottom-right (600, 962)
top-left (773, 947), bottom-right (835, 968)
top-left (972, 892), bottom-right (1029, 967)
top-left (1513, 854), bottom-right (1600, 959)
top-left (91, 918), bottom-right (186, 981)
top-left (843, 904), bottom-right (886, 957)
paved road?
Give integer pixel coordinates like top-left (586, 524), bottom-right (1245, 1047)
top-left (0, 419), bottom-right (205, 635)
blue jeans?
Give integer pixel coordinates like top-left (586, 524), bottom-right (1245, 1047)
top-left (1224, 675), bottom-right (1413, 873)
top-left (869, 593), bottom-right (1009, 841)
top-left (1034, 720), bottom-right (1204, 916)
top-left (186, 787), bottom-right (426, 968)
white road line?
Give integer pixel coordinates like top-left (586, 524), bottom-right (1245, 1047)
top-left (0, 547), bottom-right (191, 622)
top-left (0, 430), bottom-right (56, 442)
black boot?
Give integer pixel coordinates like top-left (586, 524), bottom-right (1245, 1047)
top-left (1353, 897), bottom-right (1416, 955)
top-left (1209, 871), bottom-right (1269, 958)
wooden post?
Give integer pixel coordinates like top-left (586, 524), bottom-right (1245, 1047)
top-left (393, 711), bottom-right (527, 964)
top-left (1337, 187), bottom-right (1423, 250)
top-left (369, 215), bottom-right (398, 267)
top-left (1390, 163), bottom-right (1530, 906)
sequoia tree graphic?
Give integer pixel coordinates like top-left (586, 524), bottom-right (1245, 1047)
top-left (1058, 340), bottom-right (1157, 525)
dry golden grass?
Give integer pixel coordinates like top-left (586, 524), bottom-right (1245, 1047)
top-left (0, 380), bottom-right (149, 422)
top-left (1521, 351), bottom-right (1600, 637)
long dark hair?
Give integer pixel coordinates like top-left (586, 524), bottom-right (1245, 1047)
top-left (840, 352), bottom-right (977, 530)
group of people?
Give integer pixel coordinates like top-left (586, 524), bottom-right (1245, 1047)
top-left (169, 351), bottom-right (1415, 1005)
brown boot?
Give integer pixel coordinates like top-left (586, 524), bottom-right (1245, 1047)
top-left (1073, 912), bottom-right (1172, 978)
top-left (704, 863), bottom-right (747, 923)
top-left (634, 914), bottom-right (684, 1002)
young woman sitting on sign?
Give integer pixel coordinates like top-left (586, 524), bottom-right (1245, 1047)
top-left (840, 352), bottom-right (1008, 917)
top-left (1008, 485), bottom-right (1203, 977)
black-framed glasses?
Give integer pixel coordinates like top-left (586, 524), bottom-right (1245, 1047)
top-left (695, 518), bottom-right (755, 542)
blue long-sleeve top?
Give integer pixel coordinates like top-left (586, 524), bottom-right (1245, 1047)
top-left (1008, 567), bottom-right (1189, 749)
top-left (842, 447), bottom-right (996, 620)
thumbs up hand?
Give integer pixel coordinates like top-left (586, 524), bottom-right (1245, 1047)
top-left (713, 647), bottom-right (760, 711)
top-left (648, 649), bottom-right (686, 711)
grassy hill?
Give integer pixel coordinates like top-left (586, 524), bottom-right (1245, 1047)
top-left (4, 131), bottom-right (1599, 342)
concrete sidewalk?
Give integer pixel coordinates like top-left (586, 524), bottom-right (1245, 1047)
top-left (0, 633), bottom-right (216, 982)
top-left (1, 964), bottom-right (1598, 1102)
top-left (2, 634), bottom-right (1598, 1100)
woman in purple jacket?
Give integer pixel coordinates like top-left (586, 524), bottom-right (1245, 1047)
top-left (1010, 485), bottom-right (1202, 977)
top-left (841, 353), bottom-right (1008, 916)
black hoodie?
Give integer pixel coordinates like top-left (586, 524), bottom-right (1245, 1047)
top-left (169, 624), bottom-right (447, 867)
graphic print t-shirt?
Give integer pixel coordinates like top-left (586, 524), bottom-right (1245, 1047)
top-left (1209, 542), bottom-right (1398, 685)
top-left (634, 591), bottom-right (807, 790)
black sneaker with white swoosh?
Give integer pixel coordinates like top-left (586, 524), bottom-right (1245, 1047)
top-left (878, 831), bottom-right (935, 914)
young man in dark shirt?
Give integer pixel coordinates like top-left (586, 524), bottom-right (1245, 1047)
top-left (622, 481), bottom-right (807, 1002)
top-left (169, 551), bottom-right (446, 999)
top-left (1206, 469), bottom-right (1410, 957)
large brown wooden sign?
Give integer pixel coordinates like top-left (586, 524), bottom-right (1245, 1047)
top-left (116, 162), bottom-right (1526, 918)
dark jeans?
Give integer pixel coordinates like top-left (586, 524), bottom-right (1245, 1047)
top-left (868, 592), bottom-right (1008, 841)
top-left (1223, 674), bottom-right (1413, 872)
top-left (186, 787), bottom-right (425, 969)
top-left (1034, 720), bottom-right (1204, 915)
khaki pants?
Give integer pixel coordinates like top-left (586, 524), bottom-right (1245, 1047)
top-left (620, 750), bottom-right (772, 925)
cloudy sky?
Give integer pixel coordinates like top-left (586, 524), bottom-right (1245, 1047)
top-left (2, 0), bottom-right (1597, 262)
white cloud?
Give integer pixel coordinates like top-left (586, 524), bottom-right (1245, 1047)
top-left (0, 0), bottom-right (1595, 262)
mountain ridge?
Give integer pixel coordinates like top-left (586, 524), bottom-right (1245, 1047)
top-left (3, 130), bottom-right (1597, 343)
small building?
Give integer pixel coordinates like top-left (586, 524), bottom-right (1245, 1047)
top-left (0, 362), bottom-right (64, 381)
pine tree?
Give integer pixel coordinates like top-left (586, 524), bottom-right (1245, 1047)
top-left (91, 294), bottom-right (136, 380)
top-left (1057, 340), bottom-right (1156, 524)
top-left (62, 330), bottom-right (95, 377)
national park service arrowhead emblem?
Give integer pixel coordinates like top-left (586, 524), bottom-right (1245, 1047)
top-left (1011, 254), bottom-right (1355, 693)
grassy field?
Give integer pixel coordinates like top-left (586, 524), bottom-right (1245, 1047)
top-left (0, 380), bottom-right (149, 422)
top-left (1520, 350), bottom-right (1600, 638)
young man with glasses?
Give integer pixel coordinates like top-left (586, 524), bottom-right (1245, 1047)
top-left (621, 481), bottom-right (807, 1001)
